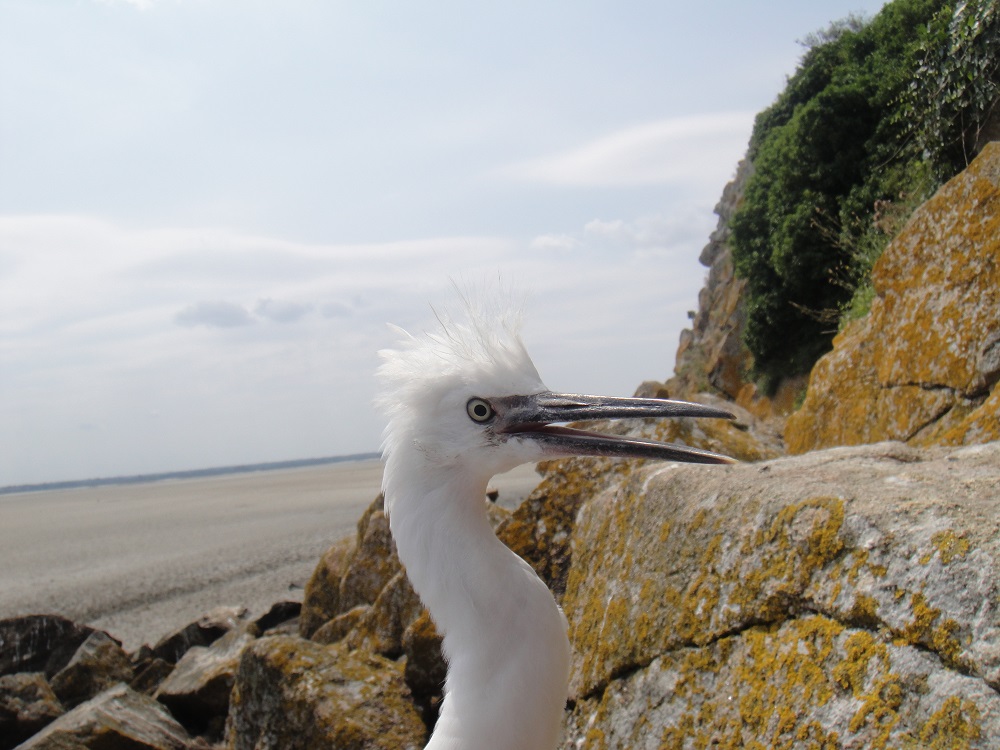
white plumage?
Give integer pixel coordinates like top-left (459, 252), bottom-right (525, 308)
top-left (376, 296), bottom-right (733, 750)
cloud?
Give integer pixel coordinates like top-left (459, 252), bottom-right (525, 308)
top-left (0, 212), bottom-right (717, 486)
top-left (175, 301), bottom-right (254, 328)
top-left (495, 112), bottom-right (754, 187)
top-left (254, 298), bottom-right (313, 324)
top-left (529, 233), bottom-right (579, 252)
top-left (175, 298), bottom-right (315, 328)
top-left (321, 301), bottom-right (353, 318)
top-left (94, 0), bottom-right (158, 9)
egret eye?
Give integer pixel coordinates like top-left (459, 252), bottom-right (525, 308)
top-left (466, 398), bottom-right (495, 423)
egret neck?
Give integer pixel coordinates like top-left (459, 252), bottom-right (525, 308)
top-left (383, 450), bottom-right (570, 750)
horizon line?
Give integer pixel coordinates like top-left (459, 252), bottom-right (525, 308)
top-left (0, 451), bottom-right (382, 497)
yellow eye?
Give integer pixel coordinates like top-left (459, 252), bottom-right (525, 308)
top-left (466, 398), bottom-right (495, 423)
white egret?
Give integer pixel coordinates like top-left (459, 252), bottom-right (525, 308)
top-left (376, 300), bottom-right (734, 750)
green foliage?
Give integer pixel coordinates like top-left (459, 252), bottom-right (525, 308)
top-left (903, 0), bottom-right (1000, 178)
top-left (730, 0), bottom-right (948, 389)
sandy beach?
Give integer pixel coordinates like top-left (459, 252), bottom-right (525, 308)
top-left (0, 459), bottom-right (542, 651)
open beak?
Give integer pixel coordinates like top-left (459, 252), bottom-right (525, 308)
top-left (494, 392), bottom-right (737, 465)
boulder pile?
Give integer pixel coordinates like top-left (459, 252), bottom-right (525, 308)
top-left (6, 429), bottom-right (1000, 747)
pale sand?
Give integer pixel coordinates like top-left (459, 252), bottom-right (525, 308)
top-left (0, 460), bottom-right (542, 651)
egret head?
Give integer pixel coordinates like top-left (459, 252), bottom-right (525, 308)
top-left (377, 300), bottom-right (733, 500)
top-left (376, 302), bottom-right (546, 480)
top-left (376, 297), bottom-right (735, 490)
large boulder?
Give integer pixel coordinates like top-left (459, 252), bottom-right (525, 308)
top-left (787, 142), bottom-right (1000, 453)
top-left (16, 683), bottom-right (194, 750)
top-left (225, 636), bottom-right (426, 750)
top-left (560, 440), bottom-right (1000, 747)
top-left (498, 405), bottom-right (779, 602)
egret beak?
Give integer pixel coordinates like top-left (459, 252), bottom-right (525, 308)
top-left (494, 392), bottom-right (738, 464)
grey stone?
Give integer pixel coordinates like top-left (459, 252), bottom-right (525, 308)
top-left (16, 683), bottom-right (192, 750)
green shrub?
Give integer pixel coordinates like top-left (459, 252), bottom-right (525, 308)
top-left (903, 0), bottom-right (1000, 179)
top-left (729, 0), bottom-right (946, 389)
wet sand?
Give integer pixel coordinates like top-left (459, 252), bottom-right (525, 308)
top-left (0, 459), bottom-right (542, 651)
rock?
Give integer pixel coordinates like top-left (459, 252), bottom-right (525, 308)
top-left (299, 535), bottom-right (355, 638)
top-left (495, 456), bottom-right (611, 598)
top-left (667, 155), bottom-right (822, 438)
top-left (250, 600), bottom-right (301, 636)
top-left (16, 682), bottom-right (193, 750)
top-left (400, 611), bottom-right (445, 702)
top-left (226, 636), bottom-right (426, 750)
top-left (787, 142), bottom-right (1000, 453)
top-left (563, 614), bottom-right (1000, 749)
top-left (150, 606), bottom-right (248, 665)
top-left (498, 409), bottom-right (779, 603)
top-left (154, 626), bottom-right (256, 738)
top-left (0, 673), bottom-right (64, 749)
top-left (344, 571), bottom-right (424, 658)
top-left (129, 656), bottom-right (175, 696)
top-left (338, 497), bottom-right (402, 613)
top-left (311, 605), bottom-right (369, 645)
top-left (49, 631), bottom-right (134, 709)
top-left (669, 160), bottom-right (786, 413)
top-left (0, 615), bottom-right (98, 677)
top-left (560, 440), bottom-right (1000, 747)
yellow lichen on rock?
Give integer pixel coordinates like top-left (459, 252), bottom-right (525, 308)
top-left (922, 529), bottom-right (971, 565)
top-left (912, 695), bottom-right (983, 749)
top-left (559, 444), bottom-right (1000, 748)
top-left (226, 636), bottom-right (425, 750)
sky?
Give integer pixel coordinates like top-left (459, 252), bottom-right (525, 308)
top-left (0, 0), bottom-right (888, 487)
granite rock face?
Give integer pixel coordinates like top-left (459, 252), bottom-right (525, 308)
top-left (786, 142), bottom-right (1000, 453)
top-left (560, 441), bottom-right (1000, 748)
top-left (668, 160), bottom-right (753, 402)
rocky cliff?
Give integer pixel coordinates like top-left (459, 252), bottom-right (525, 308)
top-left (665, 161), bottom-right (805, 430)
top-left (786, 142), bottom-right (1000, 452)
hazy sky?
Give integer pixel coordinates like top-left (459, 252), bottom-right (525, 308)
top-left (0, 0), bottom-right (887, 486)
